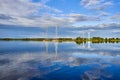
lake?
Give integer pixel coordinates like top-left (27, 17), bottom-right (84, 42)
top-left (0, 41), bottom-right (120, 80)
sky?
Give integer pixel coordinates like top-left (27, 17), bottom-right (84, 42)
top-left (0, 0), bottom-right (120, 38)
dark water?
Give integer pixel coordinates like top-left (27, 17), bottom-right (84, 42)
top-left (0, 41), bottom-right (120, 80)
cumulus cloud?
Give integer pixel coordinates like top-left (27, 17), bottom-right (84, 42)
top-left (0, 0), bottom-right (41, 16)
top-left (0, 0), bottom-right (117, 27)
top-left (0, 0), bottom-right (106, 27)
top-left (0, 0), bottom-right (65, 27)
top-left (81, 0), bottom-right (113, 10)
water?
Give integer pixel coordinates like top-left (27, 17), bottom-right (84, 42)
top-left (0, 41), bottom-right (120, 80)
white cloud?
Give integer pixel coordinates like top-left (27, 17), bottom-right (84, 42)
top-left (0, 0), bottom-right (116, 27)
top-left (81, 0), bottom-right (113, 10)
top-left (68, 13), bottom-right (100, 22)
top-left (0, 0), bottom-right (41, 16)
top-left (0, 0), bottom-right (65, 27)
top-left (96, 23), bottom-right (120, 28)
top-left (74, 23), bottom-right (120, 31)
top-left (110, 12), bottom-right (120, 20)
top-left (99, 12), bottom-right (109, 17)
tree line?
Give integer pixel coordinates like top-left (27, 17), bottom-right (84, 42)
top-left (0, 37), bottom-right (120, 44)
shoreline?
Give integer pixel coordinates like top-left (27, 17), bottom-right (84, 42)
top-left (0, 37), bottom-right (120, 44)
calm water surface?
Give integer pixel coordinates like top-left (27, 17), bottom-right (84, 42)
top-left (0, 41), bottom-right (120, 80)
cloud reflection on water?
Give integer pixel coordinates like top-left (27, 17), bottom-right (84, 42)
top-left (0, 41), bottom-right (120, 80)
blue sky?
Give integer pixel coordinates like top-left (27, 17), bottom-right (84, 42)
top-left (0, 0), bottom-right (120, 38)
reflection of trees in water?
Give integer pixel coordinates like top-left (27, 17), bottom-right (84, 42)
top-left (44, 37), bottom-right (120, 53)
top-left (75, 37), bottom-right (120, 45)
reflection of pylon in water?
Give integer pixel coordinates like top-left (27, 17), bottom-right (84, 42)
top-left (55, 42), bottom-right (58, 59)
top-left (88, 41), bottom-right (91, 48)
top-left (45, 26), bottom-right (49, 54)
top-left (55, 25), bottom-right (58, 59)
top-left (82, 32), bottom-right (85, 48)
top-left (45, 42), bottom-right (48, 54)
top-left (87, 32), bottom-right (91, 48)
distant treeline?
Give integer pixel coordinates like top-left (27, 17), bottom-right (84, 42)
top-left (0, 37), bottom-right (120, 44)
top-left (0, 38), bottom-right (73, 41)
top-left (75, 37), bottom-right (120, 44)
